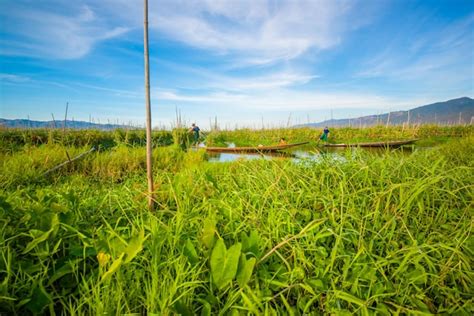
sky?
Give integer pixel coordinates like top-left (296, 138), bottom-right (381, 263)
top-left (0, 0), bottom-right (473, 129)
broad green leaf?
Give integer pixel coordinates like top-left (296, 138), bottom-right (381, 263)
top-left (101, 253), bottom-right (125, 282)
top-left (50, 213), bottom-right (60, 236)
top-left (228, 309), bottom-right (240, 316)
top-left (124, 230), bottom-right (146, 264)
top-left (173, 299), bottom-right (193, 316)
top-left (236, 254), bottom-right (256, 288)
top-left (210, 239), bottom-right (241, 290)
top-left (307, 278), bottom-right (326, 291)
top-left (334, 290), bottom-right (368, 316)
top-left (201, 218), bottom-right (216, 249)
top-left (25, 283), bottom-right (52, 314)
top-left (210, 239), bottom-right (226, 285)
top-left (205, 293), bottom-right (218, 306)
top-left (241, 230), bottom-right (260, 257)
top-left (22, 228), bottom-right (53, 254)
top-left (48, 259), bottom-right (81, 286)
top-left (183, 239), bottom-right (199, 265)
top-left (108, 236), bottom-right (127, 255)
top-left (199, 300), bottom-right (212, 316)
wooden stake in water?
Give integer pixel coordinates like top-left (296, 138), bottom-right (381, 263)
top-left (144, 0), bottom-right (154, 210)
top-left (51, 113), bottom-right (57, 129)
top-left (63, 102), bottom-right (71, 161)
top-left (63, 102), bottom-right (69, 134)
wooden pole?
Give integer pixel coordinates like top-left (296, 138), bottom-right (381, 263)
top-left (51, 113), bottom-right (57, 129)
top-left (144, 0), bottom-right (154, 210)
top-left (286, 112), bottom-right (292, 128)
top-left (43, 147), bottom-right (95, 176)
top-left (63, 102), bottom-right (69, 133)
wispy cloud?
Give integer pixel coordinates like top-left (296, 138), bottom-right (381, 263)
top-left (0, 73), bottom-right (31, 83)
top-left (356, 13), bottom-right (474, 82)
top-left (2, 0), bottom-right (472, 126)
top-left (152, 0), bottom-right (356, 65)
top-left (0, 0), bottom-right (371, 65)
top-left (0, 73), bottom-right (81, 92)
top-left (1, 3), bottom-right (129, 59)
top-left (156, 61), bottom-right (318, 91)
top-left (97, 0), bottom-right (363, 66)
top-left (153, 87), bottom-right (436, 113)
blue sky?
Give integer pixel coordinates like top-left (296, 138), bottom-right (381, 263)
top-left (1, 0), bottom-right (473, 128)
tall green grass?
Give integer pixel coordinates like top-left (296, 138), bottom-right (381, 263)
top-left (2, 125), bottom-right (472, 151)
top-left (204, 125), bottom-right (473, 146)
top-left (0, 136), bottom-right (473, 314)
top-left (0, 128), bottom-right (175, 153)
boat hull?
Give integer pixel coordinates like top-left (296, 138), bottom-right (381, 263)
top-left (324, 139), bottom-right (418, 148)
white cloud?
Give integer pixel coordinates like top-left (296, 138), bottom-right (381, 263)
top-left (0, 73), bottom-right (31, 83)
top-left (1, 4), bottom-right (129, 59)
top-left (150, 58), bottom-right (319, 91)
top-left (150, 0), bottom-right (354, 65)
top-left (98, 0), bottom-right (359, 66)
top-left (0, 0), bottom-right (366, 63)
top-left (153, 87), bottom-right (436, 112)
top-left (356, 14), bottom-right (474, 82)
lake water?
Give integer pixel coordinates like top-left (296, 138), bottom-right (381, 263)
top-left (204, 143), bottom-right (417, 162)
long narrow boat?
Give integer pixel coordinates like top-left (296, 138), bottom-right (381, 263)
top-left (198, 141), bottom-right (309, 153)
top-left (323, 139), bottom-right (418, 148)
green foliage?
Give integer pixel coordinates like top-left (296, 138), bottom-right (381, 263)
top-left (101, 253), bottom-right (125, 282)
top-left (236, 255), bottom-right (256, 288)
top-left (204, 125), bottom-right (474, 146)
top-left (200, 218), bottom-right (216, 249)
top-left (0, 128), bottom-right (174, 152)
top-left (183, 239), bottom-right (199, 266)
top-left (0, 131), bottom-right (473, 315)
top-left (210, 239), bottom-right (241, 290)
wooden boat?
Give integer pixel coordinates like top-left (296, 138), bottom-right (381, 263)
top-left (323, 139), bottom-right (418, 148)
top-left (197, 141), bottom-right (309, 153)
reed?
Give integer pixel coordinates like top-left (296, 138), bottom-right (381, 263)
top-left (0, 133), bottom-right (472, 315)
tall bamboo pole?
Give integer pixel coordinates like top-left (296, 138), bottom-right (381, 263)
top-left (63, 102), bottom-right (69, 134)
top-left (144, 0), bottom-right (154, 210)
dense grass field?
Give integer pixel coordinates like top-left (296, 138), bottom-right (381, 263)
top-left (0, 126), bottom-right (473, 315)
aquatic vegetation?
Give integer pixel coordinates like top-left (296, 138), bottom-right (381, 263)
top-left (0, 129), bottom-right (473, 314)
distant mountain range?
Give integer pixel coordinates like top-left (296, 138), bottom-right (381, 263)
top-left (301, 97), bottom-right (474, 128)
top-left (2, 97), bottom-right (473, 130)
top-left (0, 119), bottom-right (128, 130)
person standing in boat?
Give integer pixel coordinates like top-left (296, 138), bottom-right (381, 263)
top-left (189, 123), bottom-right (200, 144)
top-left (319, 126), bottom-right (330, 142)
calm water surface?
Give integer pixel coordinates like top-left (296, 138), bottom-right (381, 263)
top-left (204, 143), bottom-right (418, 162)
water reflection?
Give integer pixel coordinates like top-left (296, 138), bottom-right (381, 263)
top-left (205, 144), bottom-right (416, 163)
top-left (207, 151), bottom-right (295, 162)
